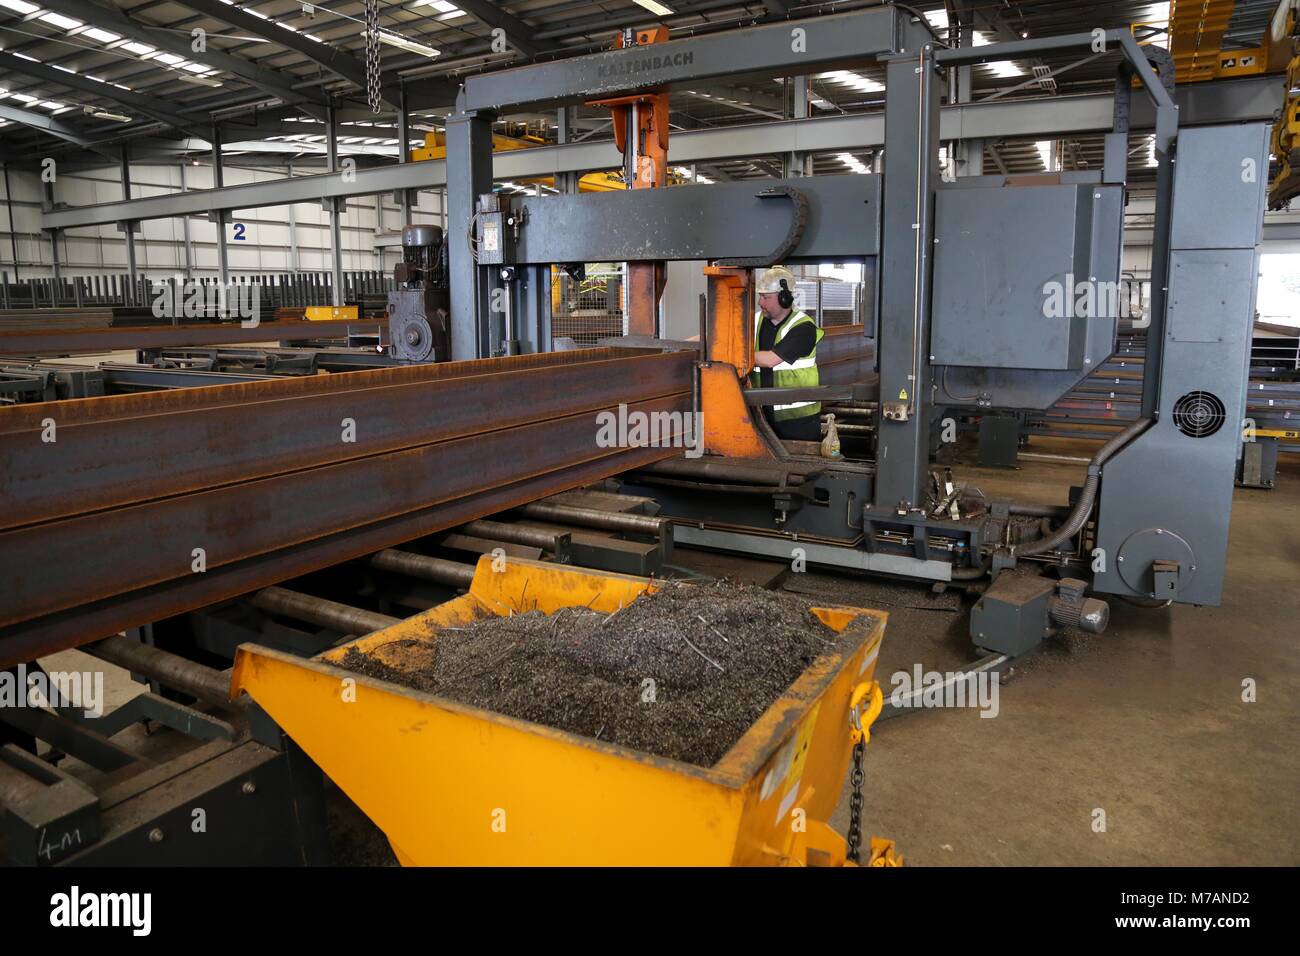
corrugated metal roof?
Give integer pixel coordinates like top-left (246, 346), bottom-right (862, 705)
top-left (0, 0), bottom-right (1278, 185)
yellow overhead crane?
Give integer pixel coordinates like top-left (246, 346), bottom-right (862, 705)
top-left (1144, 1), bottom-right (1298, 207)
top-left (1164, 0), bottom-right (1293, 81)
top-left (410, 130), bottom-right (626, 193)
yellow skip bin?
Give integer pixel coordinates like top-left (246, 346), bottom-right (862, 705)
top-left (229, 556), bottom-right (896, 866)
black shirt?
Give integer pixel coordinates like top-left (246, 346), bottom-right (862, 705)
top-left (755, 313), bottom-right (817, 388)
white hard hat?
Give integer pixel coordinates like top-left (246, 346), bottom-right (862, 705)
top-left (755, 265), bottom-right (796, 294)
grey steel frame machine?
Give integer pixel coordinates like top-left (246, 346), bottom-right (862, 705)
top-left (447, 6), bottom-right (1269, 659)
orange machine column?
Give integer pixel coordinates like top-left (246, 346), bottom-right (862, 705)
top-left (588, 26), bottom-right (671, 337)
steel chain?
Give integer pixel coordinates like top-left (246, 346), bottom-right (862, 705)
top-left (365, 0), bottom-right (382, 114)
top-left (845, 738), bottom-right (865, 864)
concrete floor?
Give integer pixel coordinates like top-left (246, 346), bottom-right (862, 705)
top-left (829, 438), bottom-right (1300, 866)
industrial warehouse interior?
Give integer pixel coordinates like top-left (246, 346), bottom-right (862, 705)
top-left (0, 0), bottom-right (1297, 901)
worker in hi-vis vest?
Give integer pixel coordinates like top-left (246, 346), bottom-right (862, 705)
top-left (749, 265), bottom-right (824, 442)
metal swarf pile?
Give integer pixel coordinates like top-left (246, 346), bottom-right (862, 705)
top-left (338, 581), bottom-right (857, 767)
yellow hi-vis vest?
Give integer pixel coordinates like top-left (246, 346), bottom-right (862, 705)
top-left (749, 309), bottom-right (824, 422)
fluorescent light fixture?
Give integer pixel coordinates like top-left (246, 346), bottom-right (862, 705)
top-left (52, 64), bottom-right (77, 74)
top-left (633, 0), bottom-right (674, 15)
top-left (83, 28), bottom-right (121, 43)
top-left (973, 32), bottom-right (1023, 77)
top-left (364, 29), bottom-right (440, 59)
top-left (155, 53), bottom-right (185, 66)
top-left (0, 0), bottom-right (40, 14)
top-left (122, 42), bottom-right (156, 56)
top-left (84, 106), bottom-right (132, 122)
top-left (818, 70), bottom-right (884, 93)
top-left (10, 92), bottom-right (37, 102)
top-left (1147, 136), bottom-right (1157, 168)
top-left (1036, 140), bottom-right (1052, 170)
top-left (39, 12), bottom-right (82, 29)
top-left (837, 152), bottom-right (870, 175)
top-left (176, 73), bottom-right (223, 87)
top-left (409, 0), bottom-right (466, 14)
top-left (670, 166), bottom-right (712, 184)
top-left (40, 100), bottom-right (64, 110)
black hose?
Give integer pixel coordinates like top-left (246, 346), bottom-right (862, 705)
top-left (1012, 416), bottom-right (1152, 558)
top-left (1009, 502), bottom-right (1071, 519)
top-left (950, 561), bottom-right (990, 581)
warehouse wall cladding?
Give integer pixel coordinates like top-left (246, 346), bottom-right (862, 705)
top-left (0, 0), bottom-right (1295, 936)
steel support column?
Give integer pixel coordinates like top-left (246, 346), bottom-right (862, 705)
top-left (398, 85), bottom-right (414, 226)
top-left (556, 107), bottom-right (578, 194)
top-left (874, 41), bottom-right (941, 513)
top-left (47, 228), bottom-right (61, 286)
top-left (119, 146), bottom-right (137, 302)
top-left (178, 162), bottom-right (194, 277)
top-left (446, 102), bottom-right (496, 361)
top-left (212, 128), bottom-right (229, 287)
top-left (326, 106), bottom-right (344, 307)
top-left (287, 160), bottom-right (300, 274)
top-left (784, 75), bottom-right (811, 178)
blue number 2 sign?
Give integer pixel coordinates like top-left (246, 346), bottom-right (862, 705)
top-left (233, 223), bottom-right (246, 241)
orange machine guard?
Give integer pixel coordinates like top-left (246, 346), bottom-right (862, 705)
top-left (700, 266), bottom-right (777, 460)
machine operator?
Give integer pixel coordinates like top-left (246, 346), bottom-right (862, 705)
top-left (750, 265), bottom-right (825, 442)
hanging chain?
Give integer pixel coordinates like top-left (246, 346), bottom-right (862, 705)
top-left (845, 738), bottom-right (865, 864)
top-left (364, 0), bottom-right (382, 114)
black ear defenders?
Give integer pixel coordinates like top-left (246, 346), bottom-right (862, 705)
top-left (777, 278), bottom-right (794, 309)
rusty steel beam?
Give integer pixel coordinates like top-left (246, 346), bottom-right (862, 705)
top-left (816, 325), bottom-right (875, 388)
top-left (0, 320), bottom-right (381, 356)
top-left (0, 349), bottom-right (693, 530)
top-left (1, 397), bottom-right (692, 622)
top-left (0, 441), bottom-right (681, 667)
top-left (0, 348), bottom-right (694, 665)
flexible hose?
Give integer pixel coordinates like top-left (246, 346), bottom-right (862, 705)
top-left (1012, 416), bottom-right (1152, 558)
top-left (1009, 502), bottom-right (1071, 519)
top-left (950, 561), bottom-right (990, 580)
